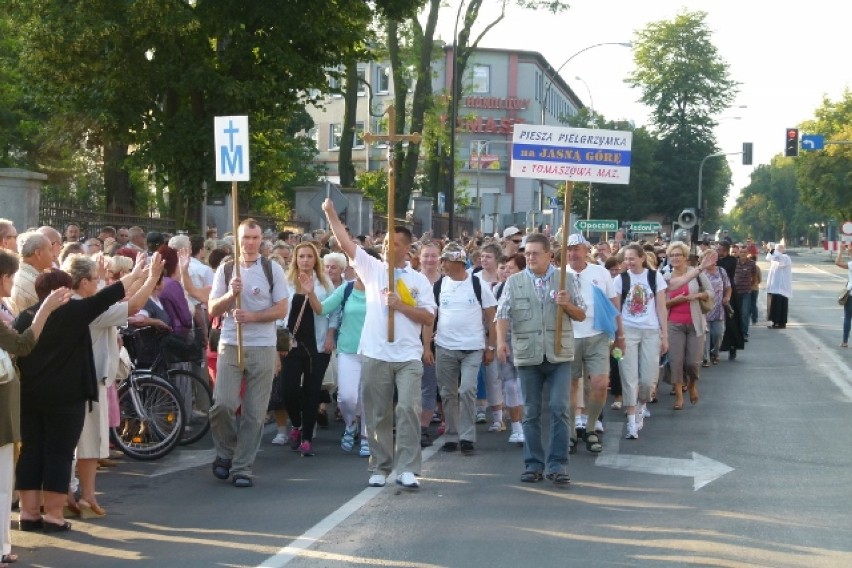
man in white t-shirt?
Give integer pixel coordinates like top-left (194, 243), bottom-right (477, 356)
top-left (322, 199), bottom-right (436, 490)
top-left (208, 219), bottom-right (288, 487)
top-left (565, 234), bottom-right (623, 453)
top-left (434, 242), bottom-right (497, 455)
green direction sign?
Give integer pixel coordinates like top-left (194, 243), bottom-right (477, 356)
top-left (629, 221), bottom-right (662, 233)
top-left (575, 219), bottom-right (618, 232)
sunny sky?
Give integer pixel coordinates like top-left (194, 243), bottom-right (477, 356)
top-left (431, 0), bottom-right (851, 212)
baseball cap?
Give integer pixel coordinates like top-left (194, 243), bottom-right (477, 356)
top-left (567, 233), bottom-right (589, 247)
top-left (440, 242), bottom-right (467, 263)
top-left (503, 226), bottom-right (521, 239)
top-left (146, 231), bottom-right (164, 246)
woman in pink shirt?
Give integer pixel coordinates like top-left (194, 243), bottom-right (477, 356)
top-left (664, 241), bottom-right (711, 409)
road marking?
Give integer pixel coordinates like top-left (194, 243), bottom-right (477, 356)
top-left (255, 442), bottom-right (444, 567)
top-left (785, 317), bottom-right (852, 402)
top-left (595, 424), bottom-right (733, 491)
top-left (151, 449), bottom-right (216, 477)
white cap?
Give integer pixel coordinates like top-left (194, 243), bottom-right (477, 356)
top-left (567, 233), bottom-right (589, 247)
top-left (503, 226), bottom-right (520, 239)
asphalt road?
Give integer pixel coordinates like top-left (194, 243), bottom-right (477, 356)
top-left (13, 248), bottom-right (852, 567)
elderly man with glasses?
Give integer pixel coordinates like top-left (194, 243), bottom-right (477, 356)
top-left (502, 226), bottom-right (524, 257)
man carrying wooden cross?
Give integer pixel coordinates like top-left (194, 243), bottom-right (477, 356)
top-left (321, 198), bottom-right (435, 490)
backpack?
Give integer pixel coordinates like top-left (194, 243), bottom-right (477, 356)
top-left (620, 269), bottom-right (657, 307)
top-left (432, 275), bottom-right (483, 330)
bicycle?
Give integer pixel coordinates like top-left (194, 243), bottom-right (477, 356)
top-left (110, 367), bottom-right (185, 461)
top-left (120, 326), bottom-right (214, 446)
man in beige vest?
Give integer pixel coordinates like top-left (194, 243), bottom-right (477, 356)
top-left (496, 234), bottom-right (585, 486)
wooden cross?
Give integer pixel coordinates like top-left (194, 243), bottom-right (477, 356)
top-left (362, 104), bottom-right (422, 342)
top-left (555, 181), bottom-right (574, 355)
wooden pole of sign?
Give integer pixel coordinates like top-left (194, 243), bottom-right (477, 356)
top-left (362, 104), bottom-right (422, 343)
top-left (555, 181), bottom-right (573, 355)
top-left (231, 180), bottom-right (243, 370)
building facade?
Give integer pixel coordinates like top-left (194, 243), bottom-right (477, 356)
top-left (305, 45), bottom-right (584, 234)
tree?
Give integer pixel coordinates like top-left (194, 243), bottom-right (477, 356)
top-left (795, 90), bottom-right (852, 221)
top-left (8, 0), bottom-right (380, 226)
top-left (627, 10), bottom-right (738, 224)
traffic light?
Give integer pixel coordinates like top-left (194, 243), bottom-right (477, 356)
top-left (742, 142), bottom-right (753, 165)
top-left (785, 128), bottom-right (799, 157)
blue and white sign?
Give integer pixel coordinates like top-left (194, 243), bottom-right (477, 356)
top-left (801, 134), bottom-right (825, 150)
top-left (214, 116), bottom-right (250, 182)
top-left (510, 124), bottom-right (632, 184)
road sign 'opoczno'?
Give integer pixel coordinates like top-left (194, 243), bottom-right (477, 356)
top-left (215, 116), bottom-right (250, 182)
top-left (575, 219), bottom-right (618, 232)
top-left (510, 124), bottom-right (633, 184)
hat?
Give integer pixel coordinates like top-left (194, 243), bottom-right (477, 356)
top-left (567, 233), bottom-right (589, 247)
top-left (503, 226), bottom-right (520, 239)
top-left (440, 242), bottom-right (467, 263)
top-left (146, 231), bottom-right (164, 245)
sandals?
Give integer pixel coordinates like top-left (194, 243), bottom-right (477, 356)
top-left (545, 472), bottom-right (570, 485)
top-left (584, 432), bottom-right (603, 453)
top-left (2, 553), bottom-right (18, 564)
top-left (42, 521), bottom-right (72, 534)
top-left (232, 475), bottom-right (253, 488)
top-left (610, 401), bottom-right (622, 410)
top-left (17, 518), bottom-right (42, 532)
top-left (520, 471), bottom-right (543, 483)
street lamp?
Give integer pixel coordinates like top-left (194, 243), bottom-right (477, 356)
top-left (447, 0), bottom-right (467, 240)
top-left (697, 150), bottom-right (739, 242)
top-left (575, 75), bottom-right (596, 236)
top-left (539, 42), bottom-right (631, 125)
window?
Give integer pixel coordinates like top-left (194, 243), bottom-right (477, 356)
top-left (307, 128), bottom-right (319, 147)
top-left (329, 123), bottom-right (342, 150)
top-left (354, 122), bottom-right (365, 149)
top-left (471, 64), bottom-right (490, 94)
top-left (377, 66), bottom-right (390, 94)
top-left (356, 68), bottom-right (366, 97)
top-left (370, 117), bottom-right (387, 147)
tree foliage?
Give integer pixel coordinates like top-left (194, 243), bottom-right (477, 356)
top-left (627, 10), bottom-right (738, 224)
top-left (5, 0), bottom-right (389, 227)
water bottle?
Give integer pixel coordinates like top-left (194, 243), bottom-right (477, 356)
top-left (611, 347), bottom-right (623, 361)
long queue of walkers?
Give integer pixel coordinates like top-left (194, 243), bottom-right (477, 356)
top-left (0, 212), bottom-right (812, 564)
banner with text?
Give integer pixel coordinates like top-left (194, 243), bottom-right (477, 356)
top-left (510, 124), bottom-right (632, 184)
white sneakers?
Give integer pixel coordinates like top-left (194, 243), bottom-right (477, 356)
top-left (396, 472), bottom-right (420, 488)
top-left (635, 405), bottom-right (646, 431)
top-left (369, 472), bottom-right (420, 488)
top-left (508, 430), bottom-right (525, 444)
top-left (475, 410), bottom-right (487, 424)
top-left (488, 421), bottom-right (505, 432)
top-left (368, 474), bottom-right (386, 487)
top-left (625, 423), bottom-right (639, 439)
top-left (595, 420), bottom-right (605, 433)
top-left (271, 432), bottom-right (287, 446)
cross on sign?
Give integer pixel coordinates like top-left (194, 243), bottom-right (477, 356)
top-left (362, 104), bottom-right (422, 342)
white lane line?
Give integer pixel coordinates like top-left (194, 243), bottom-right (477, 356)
top-left (786, 317), bottom-right (852, 402)
top-left (256, 440), bottom-right (444, 567)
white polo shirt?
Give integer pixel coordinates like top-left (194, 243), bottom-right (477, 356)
top-left (352, 246), bottom-right (435, 362)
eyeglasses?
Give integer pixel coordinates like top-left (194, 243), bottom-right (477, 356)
top-left (669, 252), bottom-right (685, 257)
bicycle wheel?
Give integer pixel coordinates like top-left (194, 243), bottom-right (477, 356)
top-left (110, 374), bottom-right (185, 461)
top-left (167, 369), bottom-right (213, 445)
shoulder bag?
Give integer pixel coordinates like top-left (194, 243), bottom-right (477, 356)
top-left (839, 285), bottom-right (850, 306)
top-left (697, 273), bottom-right (715, 314)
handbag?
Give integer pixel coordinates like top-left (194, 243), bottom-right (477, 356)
top-left (839, 286), bottom-right (850, 306)
top-left (697, 274), bottom-right (715, 314)
top-left (278, 295), bottom-right (308, 353)
top-left (0, 348), bottom-right (17, 386)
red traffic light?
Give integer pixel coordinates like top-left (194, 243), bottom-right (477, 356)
top-left (785, 128), bottom-right (799, 157)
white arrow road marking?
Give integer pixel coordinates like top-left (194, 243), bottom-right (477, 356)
top-left (595, 424), bottom-right (733, 490)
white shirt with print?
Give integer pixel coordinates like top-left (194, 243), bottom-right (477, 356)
top-left (435, 275), bottom-right (497, 351)
top-left (612, 269), bottom-right (668, 330)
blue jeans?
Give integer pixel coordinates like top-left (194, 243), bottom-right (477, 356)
top-left (705, 319), bottom-right (725, 361)
top-left (517, 360), bottom-right (571, 475)
top-left (843, 296), bottom-right (852, 343)
top-left (750, 290), bottom-right (759, 324)
top-left (740, 294), bottom-right (753, 337)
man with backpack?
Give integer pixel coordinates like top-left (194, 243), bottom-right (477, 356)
top-left (208, 219), bottom-right (288, 488)
top-left (433, 242), bottom-right (497, 455)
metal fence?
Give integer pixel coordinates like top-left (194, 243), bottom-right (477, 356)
top-left (39, 201), bottom-right (176, 237)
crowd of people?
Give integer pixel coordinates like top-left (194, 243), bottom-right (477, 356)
top-left (0, 211), bottom-right (833, 564)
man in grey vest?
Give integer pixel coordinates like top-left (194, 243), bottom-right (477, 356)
top-left (495, 234), bottom-right (585, 485)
